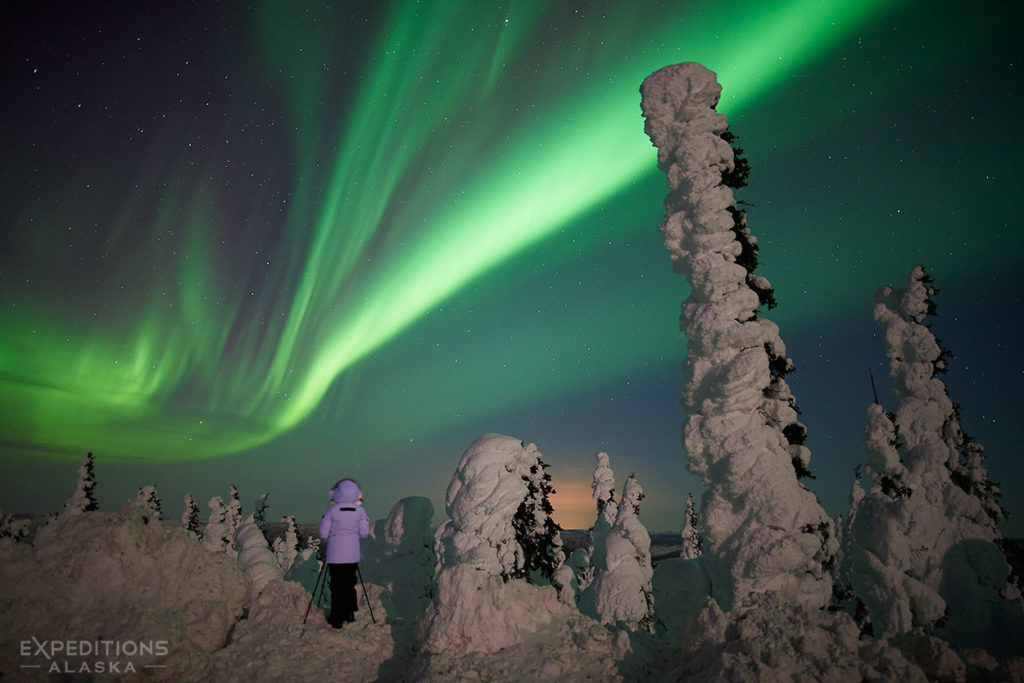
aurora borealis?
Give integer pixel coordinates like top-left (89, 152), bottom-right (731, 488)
top-left (2, 0), bottom-right (1022, 533)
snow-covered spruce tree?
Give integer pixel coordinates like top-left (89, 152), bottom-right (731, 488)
top-left (420, 435), bottom-right (582, 655)
top-left (252, 493), bottom-right (269, 530)
top-left (573, 451), bottom-right (619, 598)
top-left (226, 484), bottom-right (242, 536)
top-left (681, 492), bottom-right (702, 560)
top-left (135, 485), bottom-right (161, 522)
top-left (61, 452), bottom-right (98, 517)
top-left (181, 493), bottom-right (201, 537)
top-left (272, 514), bottom-right (300, 573)
top-left (591, 451), bottom-right (618, 533)
top-left (588, 475), bottom-right (655, 631)
top-left (511, 443), bottom-right (565, 584)
top-left (840, 266), bottom-right (1021, 655)
top-left (0, 511), bottom-right (30, 541)
top-left (203, 495), bottom-right (236, 557)
top-left (234, 512), bottom-right (283, 595)
top-left (640, 62), bottom-right (836, 611)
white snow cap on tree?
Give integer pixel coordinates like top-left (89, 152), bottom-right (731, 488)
top-left (641, 62), bottom-right (836, 612)
top-left (272, 515), bottom-right (300, 573)
top-left (433, 433), bottom-right (532, 578)
top-left (203, 496), bottom-right (235, 557)
top-left (588, 452), bottom-right (618, 580)
top-left (592, 452), bottom-right (617, 517)
top-left (235, 513), bottom-right (283, 595)
top-left (420, 434), bottom-right (571, 655)
top-left (840, 266), bottom-right (1018, 652)
top-left (681, 492), bottom-right (702, 560)
top-left (589, 475), bottom-right (654, 631)
top-left (135, 485), bottom-right (161, 521)
top-left (61, 452), bottom-right (98, 517)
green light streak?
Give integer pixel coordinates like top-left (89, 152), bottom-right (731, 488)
top-left (0, 0), bottom-right (903, 461)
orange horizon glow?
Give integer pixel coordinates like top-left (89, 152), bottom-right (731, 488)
top-left (549, 473), bottom-right (595, 531)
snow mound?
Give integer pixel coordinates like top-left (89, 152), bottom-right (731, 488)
top-left (661, 594), bottom-right (984, 683)
top-left (204, 578), bottom-right (393, 682)
top-left (414, 587), bottom-right (626, 681)
top-left (0, 500), bottom-right (249, 677)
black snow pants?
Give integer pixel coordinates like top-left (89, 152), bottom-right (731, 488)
top-left (328, 562), bottom-right (358, 625)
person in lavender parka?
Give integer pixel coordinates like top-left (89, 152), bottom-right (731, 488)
top-left (318, 478), bottom-right (370, 628)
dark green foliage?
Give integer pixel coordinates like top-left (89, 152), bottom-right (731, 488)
top-left (829, 582), bottom-right (874, 638)
top-left (720, 130), bottom-right (750, 189)
top-left (728, 206), bottom-right (758, 272)
top-left (801, 521), bottom-right (834, 572)
top-left (721, 138), bottom-right (776, 310)
top-left (82, 452), bottom-right (99, 512)
top-left (919, 267), bottom-right (940, 317)
top-left (511, 460), bottom-right (563, 583)
top-left (752, 277), bottom-right (778, 310)
top-left (933, 338), bottom-right (953, 375)
top-left (791, 456), bottom-right (814, 480)
top-left (948, 435), bottom-right (1006, 523)
top-left (765, 343), bottom-right (793, 380)
top-left (253, 493), bottom-right (269, 530)
top-left (886, 413), bottom-right (907, 451)
top-left (879, 475), bottom-right (913, 501)
top-left (783, 422), bottom-right (807, 446)
top-left (183, 494), bottom-right (201, 536)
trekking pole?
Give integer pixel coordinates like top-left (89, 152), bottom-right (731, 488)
top-left (303, 560), bottom-right (327, 625)
top-left (356, 564), bottom-right (376, 624)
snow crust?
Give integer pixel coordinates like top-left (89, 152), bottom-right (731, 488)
top-left (0, 501), bottom-right (249, 676)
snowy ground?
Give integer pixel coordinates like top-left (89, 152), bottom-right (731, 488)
top-left (3, 504), bottom-right (1023, 682)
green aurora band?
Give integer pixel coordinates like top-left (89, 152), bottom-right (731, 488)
top-left (0, 0), bottom-right (900, 461)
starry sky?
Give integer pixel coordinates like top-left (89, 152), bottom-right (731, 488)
top-left (2, 0), bottom-right (1021, 534)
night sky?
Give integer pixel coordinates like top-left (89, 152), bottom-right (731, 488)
top-left (2, 0), bottom-right (1021, 534)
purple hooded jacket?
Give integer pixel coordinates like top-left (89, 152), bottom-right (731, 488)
top-left (318, 480), bottom-right (370, 564)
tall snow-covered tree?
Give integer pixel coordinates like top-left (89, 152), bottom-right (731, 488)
top-left (641, 62), bottom-right (836, 611)
top-left (511, 443), bottom-right (564, 583)
top-left (590, 452), bottom-right (618, 558)
top-left (839, 267), bottom-right (1019, 651)
top-left (203, 495), bottom-right (235, 556)
top-left (61, 452), bottom-right (98, 517)
top-left (235, 513), bottom-right (283, 594)
top-left (587, 475), bottom-right (654, 631)
top-left (574, 451), bottom-right (620, 596)
top-left (680, 492), bottom-right (702, 559)
top-left (181, 493), bottom-right (201, 537)
top-left (273, 514), bottom-right (300, 573)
